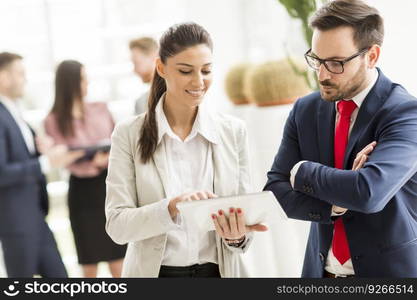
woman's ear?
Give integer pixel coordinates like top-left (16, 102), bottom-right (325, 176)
top-left (155, 58), bottom-right (165, 79)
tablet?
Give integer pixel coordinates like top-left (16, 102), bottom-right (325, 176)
top-left (69, 142), bottom-right (111, 162)
top-left (176, 191), bottom-right (287, 233)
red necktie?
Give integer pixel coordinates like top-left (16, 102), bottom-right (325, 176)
top-left (332, 100), bottom-right (357, 265)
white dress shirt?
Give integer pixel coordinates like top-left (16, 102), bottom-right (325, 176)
top-left (290, 68), bottom-right (378, 276)
top-left (0, 95), bottom-right (36, 154)
top-left (0, 95), bottom-right (50, 172)
top-left (154, 96), bottom-right (219, 267)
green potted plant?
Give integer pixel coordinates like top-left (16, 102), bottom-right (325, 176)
top-left (224, 63), bottom-right (254, 105)
top-left (277, 0), bottom-right (328, 90)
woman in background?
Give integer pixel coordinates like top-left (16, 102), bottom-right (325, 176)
top-left (44, 60), bottom-right (126, 277)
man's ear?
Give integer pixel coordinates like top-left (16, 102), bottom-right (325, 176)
top-left (367, 44), bottom-right (380, 68)
top-left (155, 58), bottom-right (165, 79)
top-left (0, 70), bottom-right (10, 88)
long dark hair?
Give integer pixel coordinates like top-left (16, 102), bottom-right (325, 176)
top-left (138, 22), bottom-right (213, 163)
top-left (51, 60), bottom-right (83, 137)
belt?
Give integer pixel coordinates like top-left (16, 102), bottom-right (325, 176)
top-left (159, 263), bottom-right (220, 278)
top-left (323, 270), bottom-right (355, 278)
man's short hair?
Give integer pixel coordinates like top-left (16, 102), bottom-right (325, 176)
top-left (0, 52), bottom-right (23, 71)
top-left (309, 0), bottom-right (384, 50)
top-left (129, 37), bottom-right (159, 55)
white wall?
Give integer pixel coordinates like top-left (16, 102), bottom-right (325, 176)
top-left (366, 0), bottom-right (417, 95)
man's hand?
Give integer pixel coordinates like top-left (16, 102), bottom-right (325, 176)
top-left (352, 141), bottom-right (377, 171)
top-left (36, 135), bottom-right (85, 168)
top-left (333, 141), bottom-right (377, 214)
top-left (35, 135), bottom-right (54, 155)
top-left (92, 151), bottom-right (109, 169)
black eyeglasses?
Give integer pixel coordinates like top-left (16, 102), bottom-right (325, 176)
top-left (304, 48), bottom-right (369, 74)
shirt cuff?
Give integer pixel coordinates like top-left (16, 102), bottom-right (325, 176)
top-left (155, 198), bottom-right (181, 230)
top-left (39, 155), bottom-right (51, 174)
top-left (290, 160), bottom-right (307, 188)
top-left (331, 206), bottom-right (348, 216)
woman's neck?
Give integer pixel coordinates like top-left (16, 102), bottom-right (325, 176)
top-left (72, 99), bottom-right (84, 119)
top-left (163, 93), bottom-right (198, 141)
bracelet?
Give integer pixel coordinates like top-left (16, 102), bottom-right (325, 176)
top-left (225, 236), bottom-right (246, 247)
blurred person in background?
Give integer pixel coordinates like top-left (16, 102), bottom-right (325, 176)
top-left (106, 22), bottom-right (267, 278)
top-left (44, 60), bottom-right (126, 277)
top-left (129, 37), bottom-right (159, 115)
top-left (0, 52), bottom-right (83, 277)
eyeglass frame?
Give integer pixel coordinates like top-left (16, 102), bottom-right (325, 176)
top-left (304, 47), bottom-right (370, 74)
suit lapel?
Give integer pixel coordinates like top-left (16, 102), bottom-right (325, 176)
top-left (212, 143), bottom-right (228, 196)
top-left (343, 69), bottom-right (393, 168)
top-left (0, 102), bottom-right (32, 156)
top-left (211, 115), bottom-right (238, 197)
top-left (152, 141), bottom-right (171, 197)
top-left (28, 124), bottom-right (40, 156)
top-left (317, 99), bottom-right (336, 167)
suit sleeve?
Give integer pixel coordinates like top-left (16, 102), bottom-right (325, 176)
top-left (293, 100), bottom-right (417, 214)
top-left (0, 124), bottom-right (43, 188)
top-left (222, 120), bottom-right (254, 253)
top-left (105, 120), bottom-right (178, 245)
top-left (263, 102), bottom-right (333, 224)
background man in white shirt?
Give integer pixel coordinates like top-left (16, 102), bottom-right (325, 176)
top-left (129, 37), bottom-right (158, 115)
top-left (0, 52), bottom-right (83, 277)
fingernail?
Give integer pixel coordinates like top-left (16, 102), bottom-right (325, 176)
top-left (237, 208), bottom-right (242, 214)
top-left (211, 214), bottom-right (216, 219)
top-left (229, 207), bottom-right (234, 213)
top-left (218, 210), bottom-right (223, 216)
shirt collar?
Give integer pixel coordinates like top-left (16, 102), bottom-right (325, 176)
top-left (0, 95), bottom-right (21, 117)
top-left (155, 93), bottom-right (220, 145)
top-left (336, 68), bottom-right (379, 109)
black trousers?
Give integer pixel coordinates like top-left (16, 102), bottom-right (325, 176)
top-left (159, 263), bottom-right (220, 278)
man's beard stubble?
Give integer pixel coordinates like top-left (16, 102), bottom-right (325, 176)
top-left (319, 64), bottom-right (367, 102)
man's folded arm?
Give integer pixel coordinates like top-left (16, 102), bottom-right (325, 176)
top-left (293, 101), bottom-right (417, 214)
top-left (264, 103), bottom-right (333, 224)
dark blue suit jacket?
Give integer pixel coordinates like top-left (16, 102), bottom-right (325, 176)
top-left (0, 102), bottom-right (49, 235)
top-left (264, 69), bottom-right (417, 277)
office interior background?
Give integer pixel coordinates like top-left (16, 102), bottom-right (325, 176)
top-left (0, 0), bottom-right (416, 277)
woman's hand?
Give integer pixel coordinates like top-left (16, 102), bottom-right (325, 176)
top-left (168, 191), bottom-right (217, 219)
top-left (211, 207), bottom-right (268, 244)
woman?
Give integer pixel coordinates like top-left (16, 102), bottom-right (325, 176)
top-left (44, 60), bottom-right (126, 277)
top-left (105, 22), bottom-right (267, 278)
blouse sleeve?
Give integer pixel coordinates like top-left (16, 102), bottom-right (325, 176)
top-left (43, 113), bottom-right (101, 177)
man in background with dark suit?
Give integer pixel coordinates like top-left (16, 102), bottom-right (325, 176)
top-left (265, 0), bottom-right (417, 277)
top-left (0, 52), bottom-right (83, 277)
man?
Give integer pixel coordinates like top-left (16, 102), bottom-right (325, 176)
top-left (129, 37), bottom-right (158, 115)
top-left (265, 0), bottom-right (417, 277)
top-left (0, 52), bottom-right (84, 277)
